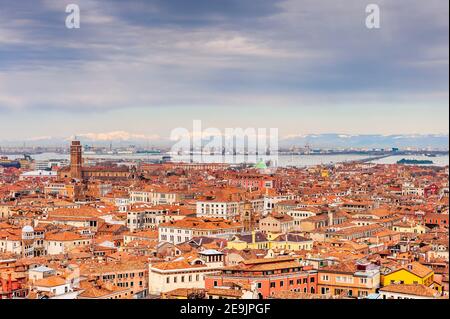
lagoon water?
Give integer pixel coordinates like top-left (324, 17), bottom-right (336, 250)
top-left (2, 152), bottom-right (449, 167)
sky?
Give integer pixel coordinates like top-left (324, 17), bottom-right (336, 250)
top-left (0, 0), bottom-right (448, 142)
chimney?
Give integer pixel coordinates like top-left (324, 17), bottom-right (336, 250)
top-left (251, 231), bottom-right (256, 244)
top-left (328, 210), bottom-right (333, 226)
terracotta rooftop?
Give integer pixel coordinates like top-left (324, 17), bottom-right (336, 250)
top-left (380, 284), bottom-right (440, 297)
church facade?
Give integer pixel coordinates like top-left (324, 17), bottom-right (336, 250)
top-left (57, 140), bottom-right (135, 180)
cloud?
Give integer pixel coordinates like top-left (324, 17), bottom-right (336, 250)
top-left (0, 0), bottom-right (448, 138)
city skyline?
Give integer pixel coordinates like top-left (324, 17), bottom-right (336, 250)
top-left (0, 1), bottom-right (449, 305)
top-left (0, 132), bottom-right (449, 150)
top-left (0, 0), bottom-right (449, 140)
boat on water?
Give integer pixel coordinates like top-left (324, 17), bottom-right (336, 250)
top-left (397, 158), bottom-right (434, 165)
top-left (0, 157), bottom-right (21, 168)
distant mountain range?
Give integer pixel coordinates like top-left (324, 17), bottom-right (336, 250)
top-left (278, 134), bottom-right (449, 149)
top-left (0, 133), bottom-right (448, 150)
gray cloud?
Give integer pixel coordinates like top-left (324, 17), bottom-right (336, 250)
top-left (0, 0), bottom-right (448, 137)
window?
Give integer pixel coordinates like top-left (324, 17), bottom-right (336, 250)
top-left (358, 291), bottom-right (368, 297)
top-left (321, 275), bottom-right (329, 281)
top-left (270, 282), bottom-right (276, 288)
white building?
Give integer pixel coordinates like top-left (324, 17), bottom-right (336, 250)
top-left (379, 284), bottom-right (442, 299)
top-left (402, 183), bottom-right (425, 197)
top-left (44, 232), bottom-right (92, 255)
top-left (263, 194), bottom-right (297, 214)
top-left (130, 187), bottom-right (181, 205)
top-left (34, 160), bottom-right (51, 170)
top-left (0, 226), bottom-right (45, 257)
top-left (126, 204), bottom-right (186, 232)
top-left (30, 275), bottom-right (79, 299)
top-left (19, 170), bottom-right (57, 180)
top-left (29, 265), bottom-right (56, 282)
top-left (286, 208), bottom-right (320, 231)
top-left (158, 217), bottom-right (243, 245)
top-left (114, 197), bottom-right (130, 212)
top-left (196, 200), bottom-right (240, 219)
top-left (148, 250), bottom-right (224, 295)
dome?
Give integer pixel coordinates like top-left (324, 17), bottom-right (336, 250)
top-left (22, 225), bottom-right (34, 233)
top-left (255, 159), bottom-right (267, 169)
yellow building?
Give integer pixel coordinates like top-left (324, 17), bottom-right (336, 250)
top-left (269, 233), bottom-right (313, 251)
top-left (392, 222), bottom-right (427, 234)
top-left (227, 232), bottom-right (313, 251)
top-left (227, 231), bottom-right (270, 250)
top-left (381, 262), bottom-right (442, 293)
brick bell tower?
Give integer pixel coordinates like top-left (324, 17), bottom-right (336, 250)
top-left (241, 201), bottom-right (255, 232)
top-left (70, 140), bottom-right (83, 179)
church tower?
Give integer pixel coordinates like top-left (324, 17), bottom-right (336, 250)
top-left (70, 140), bottom-right (83, 179)
top-left (241, 201), bottom-right (256, 232)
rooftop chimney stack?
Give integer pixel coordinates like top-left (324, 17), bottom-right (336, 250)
top-left (328, 210), bottom-right (334, 226)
